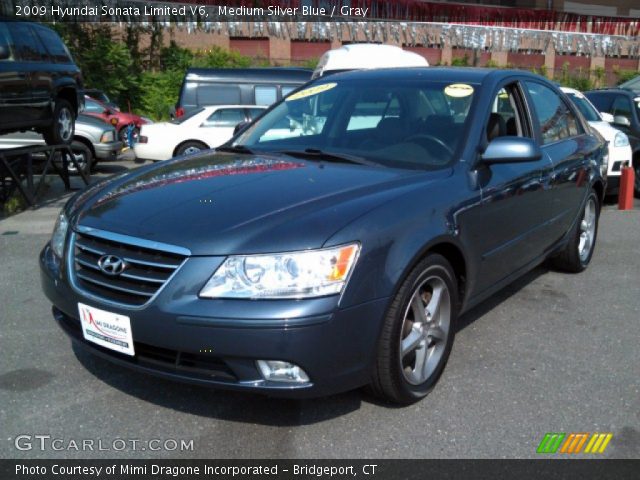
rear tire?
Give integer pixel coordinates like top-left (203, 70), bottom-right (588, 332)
top-left (369, 254), bottom-right (458, 404)
top-left (43, 99), bottom-right (74, 145)
top-left (550, 190), bottom-right (599, 273)
top-left (175, 141), bottom-right (208, 157)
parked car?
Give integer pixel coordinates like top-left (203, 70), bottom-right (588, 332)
top-left (0, 21), bottom-right (83, 145)
top-left (83, 96), bottom-right (149, 146)
top-left (41, 68), bottom-right (605, 404)
top-left (174, 67), bottom-right (312, 118)
top-left (312, 43), bottom-right (429, 79)
top-left (585, 88), bottom-right (640, 195)
top-left (84, 88), bottom-right (119, 111)
top-left (561, 87), bottom-right (632, 195)
top-left (0, 114), bottom-right (122, 174)
top-left (619, 75), bottom-right (640, 94)
top-left (134, 105), bottom-right (266, 162)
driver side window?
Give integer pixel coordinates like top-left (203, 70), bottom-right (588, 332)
top-left (487, 85), bottom-right (527, 143)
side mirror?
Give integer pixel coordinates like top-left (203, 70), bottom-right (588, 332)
top-left (233, 121), bottom-right (250, 135)
top-left (613, 115), bottom-right (631, 127)
top-left (481, 137), bottom-right (542, 164)
top-left (0, 45), bottom-right (10, 60)
top-left (600, 112), bottom-right (614, 123)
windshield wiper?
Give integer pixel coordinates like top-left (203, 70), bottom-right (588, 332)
top-left (278, 148), bottom-right (381, 167)
top-left (216, 144), bottom-right (255, 154)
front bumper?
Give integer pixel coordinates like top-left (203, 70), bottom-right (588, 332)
top-left (94, 140), bottom-right (123, 161)
top-left (40, 244), bottom-right (387, 398)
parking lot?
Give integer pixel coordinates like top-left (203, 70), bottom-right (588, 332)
top-left (1, 156), bottom-right (639, 459)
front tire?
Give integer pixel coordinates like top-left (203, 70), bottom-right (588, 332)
top-left (43, 99), bottom-right (74, 145)
top-left (370, 254), bottom-right (458, 404)
top-left (551, 190), bottom-right (599, 273)
top-left (67, 140), bottom-right (94, 175)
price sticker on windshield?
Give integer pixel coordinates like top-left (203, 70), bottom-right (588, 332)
top-left (286, 83), bottom-right (337, 101)
top-left (444, 83), bottom-right (474, 98)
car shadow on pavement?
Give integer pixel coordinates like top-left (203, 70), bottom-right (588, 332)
top-left (71, 344), bottom-right (363, 426)
top-left (455, 265), bottom-right (548, 333)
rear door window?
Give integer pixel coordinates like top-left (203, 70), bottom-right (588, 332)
top-left (247, 108), bottom-right (265, 120)
top-left (35, 27), bottom-right (71, 63)
top-left (525, 81), bottom-right (580, 144)
top-left (202, 108), bottom-right (246, 128)
top-left (7, 23), bottom-right (47, 62)
top-left (254, 86), bottom-right (278, 106)
top-left (281, 85), bottom-right (297, 98)
top-left (611, 95), bottom-right (633, 123)
top-left (196, 84), bottom-right (241, 106)
top-left (585, 92), bottom-right (613, 113)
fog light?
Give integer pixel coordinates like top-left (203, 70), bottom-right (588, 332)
top-left (256, 360), bottom-right (310, 383)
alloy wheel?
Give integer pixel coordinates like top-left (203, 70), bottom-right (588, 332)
top-left (399, 276), bottom-right (451, 385)
top-left (58, 108), bottom-right (73, 142)
top-left (183, 146), bottom-right (202, 155)
top-left (578, 197), bottom-right (596, 262)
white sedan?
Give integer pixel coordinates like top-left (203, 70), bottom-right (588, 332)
top-left (134, 105), bottom-right (266, 162)
top-left (562, 87), bottom-right (632, 194)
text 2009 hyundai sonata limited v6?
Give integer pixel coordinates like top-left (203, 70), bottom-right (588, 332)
top-left (41, 68), bottom-right (605, 404)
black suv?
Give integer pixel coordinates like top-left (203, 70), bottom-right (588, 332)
top-left (0, 21), bottom-right (83, 145)
top-left (585, 88), bottom-right (640, 195)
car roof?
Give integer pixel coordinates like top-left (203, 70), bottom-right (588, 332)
top-left (560, 86), bottom-right (580, 94)
top-left (201, 105), bottom-right (266, 110)
top-left (185, 68), bottom-right (312, 83)
top-left (323, 66), bottom-right (541, 84)
top-left (317, 44), bottom-right (429, 71)
top-left (585, 88), bottom-right (635, 96)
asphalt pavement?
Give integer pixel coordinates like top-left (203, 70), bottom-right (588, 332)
top-left (1, 157), bottom-right (639, 459)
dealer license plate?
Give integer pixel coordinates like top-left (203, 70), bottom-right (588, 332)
top-left (78, 303), bottom-right (135, 356)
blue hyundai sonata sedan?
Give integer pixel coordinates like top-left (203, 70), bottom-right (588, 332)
top-left (41, 68), bottom-right (605, 403)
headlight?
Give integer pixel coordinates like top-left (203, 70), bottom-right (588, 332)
top-left (50, 213), bottom-right (69, 258)
top-left (200, 243), bottom-right (360, 299)
top-left (614, 131), bottom-right (629, 147)
top-left (100, 130), bottom-right (115, 143)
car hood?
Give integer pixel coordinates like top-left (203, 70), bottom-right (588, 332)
top-left (70, 152), bottom-right (446, 255)
top-left (76, 115), bottom-right (114, 137)
top-left (117, 112), bottom-right (146, 124)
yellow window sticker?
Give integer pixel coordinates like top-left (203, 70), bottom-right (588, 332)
top-left (444, 83), bottom-right (474, 98)
top-left (286, 83), bottom-right (337, 101)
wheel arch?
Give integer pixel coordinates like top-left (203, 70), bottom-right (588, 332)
top-left (172, 139), bottom-right (209, 157)
top-left (56, 87), bottom-right (78, 116)
top-left (72, 136), bottom-right (95, 158)
top-left (389, 237), bottom-right (469, 313)
top-left (592, 178), bottom-right (605, 204)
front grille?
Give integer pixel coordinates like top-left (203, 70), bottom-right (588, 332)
top-left (71, 231), bottom-right (186, 307)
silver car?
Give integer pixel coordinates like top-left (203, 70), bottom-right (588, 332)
top-left (0, 114), bottom-right (122, 174)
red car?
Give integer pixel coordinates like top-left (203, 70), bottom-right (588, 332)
top-left (83, 96), bottom-right (149, 145)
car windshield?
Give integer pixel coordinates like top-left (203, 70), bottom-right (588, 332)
top-left (234, 78), bottom-right (477, 170)
top-left (566, 92), bottom-right (600, 122)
